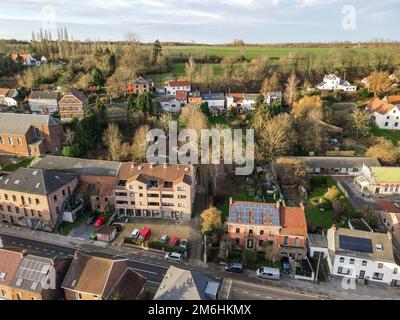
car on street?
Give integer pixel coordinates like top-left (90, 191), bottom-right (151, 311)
top-left (165, 252), bottom-right (183, 262)
top-left (170, 236), bottom-right (179, 246)
top-left (95, 216), bottom-right (106, 228)
top-left (180, 239), bottom-right (189, 250)
top-left (160, 234), bottom-right (169, 243)
top-left (86, 213), bottom-right (97, 225)
top-left (130, 229), bottom-right (140, 239)
top-left (281, 257), bottom-right (292, 274)
top-left (224, 263), bottom-right (244, 274)
top-left (256, 267), bottom-right (280, 280)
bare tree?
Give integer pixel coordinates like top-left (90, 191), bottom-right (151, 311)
top-left (284, 72), bottom-right (300, 107)
top-left (352, 109), bottom-right (370, 139)
top-left (264, 241), bottom-right (281, 266)
top-left (365, 71), bottom-right (393, 97)
top-left (64, 128), bottom-right (75, 146)
top-left (102, 123), bottom-right (122, 161)
top-left (185, 55), bottom-right (197, 82)
top-left (261, 72), bottom-right (280, 94)
top-left (131, 124), bottom-right (150, 162)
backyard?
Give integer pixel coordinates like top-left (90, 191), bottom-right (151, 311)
top-left (369, 126), bottom-right (400, 146)
top-left (306, 176), bottom-right (358, 229)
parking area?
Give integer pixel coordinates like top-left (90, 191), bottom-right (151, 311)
top-left (112, 218), bottom-right (192, 246)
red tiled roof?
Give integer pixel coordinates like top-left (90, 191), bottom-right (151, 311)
top-left (366, 98), bottom-right (397, 115)
top-left (167, 81), bottom-right (191, 87)
top-left (387, 96), bottom-right (400, 105)
top-left (280, 206), bottom-right (307, 236)
top-left (0, 248), bottom-right (23, 286)
top-left (176, 90), bottom-right (188, 101)
top-left (375, 199), bottom-right (400, 213)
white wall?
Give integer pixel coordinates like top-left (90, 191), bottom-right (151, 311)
top-left (371, 108), bottom-right (400, 130)
top-left (332, 254), bottom-right (400, 285)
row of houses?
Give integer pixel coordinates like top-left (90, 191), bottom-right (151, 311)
top-left (0, 155), bottom-right (196, 231)
top-left (0, 249), bottom-right (147, 300)
top-left (11, 53), bottom-right (48, 67)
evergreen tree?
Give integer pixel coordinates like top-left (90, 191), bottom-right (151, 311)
top-left (152, 39), bottom-right (162, 64)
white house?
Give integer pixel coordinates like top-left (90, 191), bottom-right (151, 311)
top-left (0, 88), bottom-right (18, 107)
top-left (327, 226), bottom-right (400, 286)
top-left (242, 94), bottom-right (258, 111)
top-left (265, 91), bottom-right (283, 106)
top-left (317, 74), bottom-right (357, 92)
top-left (28, 91), bottom-right (61, 114)
top-left (355, 165), bottom-right (400, 195)
top-left (226, 93), bottom-right (258, 112)
top-left (40, 56), bottom-right (48, 64)
top-left (201, 93), bottom-right (225, 110)
top-left (165, 81), bottom-right (191, 96)
top-left (366, 97), bottom-right (400, 130)
top-left (158, 98), bottom-right (182, 113)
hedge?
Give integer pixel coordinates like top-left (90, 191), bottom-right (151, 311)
top-left (148, 241), bottom-right (185, 253)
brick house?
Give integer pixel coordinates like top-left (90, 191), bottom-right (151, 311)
top-left (227, 201), bottom-right (307, 260)
top-left (58, 89), bottom-right (88, 121)
top-left (115, 163), bottom-right (196, 220)
top-left (62, 252), bottom-right (147, 300)
top-left (28, 91), bottom-right (60, 114)
top-left (0, 113), bottom-right (63, 156)
top-left (127, 77), bottom-right (154, 94)
top-left (31, 155), bottom-right (121, 213)
top-left (9, 252), bottom-right (72, 300)
top-left (0, 168), bottom-right (79, 231)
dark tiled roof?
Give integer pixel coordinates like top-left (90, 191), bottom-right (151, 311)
top-left (0, 113), bottom-right (61, 135)
top-left (64, 89), bottom-right (87, 103)
top-left (0, 168), bottom-right (77, 195)
top-left (201, 93), bottom-right (225, 100)
top-left (29, 91), bottom-right (60, 101)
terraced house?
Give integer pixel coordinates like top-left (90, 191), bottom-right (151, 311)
top-left (227, 201), bottom-right (308, 260)
top-left (58, 89), bottom-right (88, 121)
top-left (28, 91), bottom-right (60, 114)
top-left (0, 113), bottom-right (63, 156)
top-left (0, 168), bottom-right (78, 231)
top-left (114, 163), bottom-right (196, 219)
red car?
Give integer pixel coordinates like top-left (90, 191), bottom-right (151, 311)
top-left (169, 236), bottom-right (180, 246)
top-left (95, 216), bottom-right (106, 228)
top-left (139, 227), bottom-right (151, 241)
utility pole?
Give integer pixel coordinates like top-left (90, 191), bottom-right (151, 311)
top-left (203, 235), bottom-right (207, 264)
top-left (0, 236), bottom-right (3, 248)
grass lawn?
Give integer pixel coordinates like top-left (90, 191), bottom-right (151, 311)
top-left (2, 157), bottom-right (33, 172)
top-left (306, 176), bottom-right (358, 229)
top-left (369, 126), bottom-right (400, 146)
top-left (209, 116), bottom-right (229, 127)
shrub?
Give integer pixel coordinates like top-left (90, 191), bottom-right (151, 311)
top-left (326, 186), bottom-right (341, 201)
top-left (148, 241), bottom-right (185, 253)
top-left (243, 249), bottom-right (257, 265)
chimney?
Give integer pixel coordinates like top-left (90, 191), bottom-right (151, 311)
top-left (387, 231), bottom-right (393, 240)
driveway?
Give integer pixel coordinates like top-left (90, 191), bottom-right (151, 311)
top-left (334, 176), bottom-right (379, 211)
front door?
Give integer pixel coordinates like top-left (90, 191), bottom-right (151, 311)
top-left (247, 239), bottom-right (253, 249)
top-left (359, 270), bottom-right (365, 279)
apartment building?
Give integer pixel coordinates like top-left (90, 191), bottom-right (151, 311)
top-left (58, 89), bottom-right (88, 121)
top-left (114, 163), bottom-right (196, 220)
top-left (327, 226), bottom-right (400, 286)
top-left (0, 113), bottom-right (63, 156)
top-left (62, 252), bottom-right (147, 300)
top-left (227, 201), bottom-right (308, 260)
top-left (0, 168), bottom-right (79, 231)
top-left (28, 91), bottom-right (61, 114)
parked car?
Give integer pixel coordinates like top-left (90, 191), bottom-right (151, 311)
top-left (160, 234), bottom-right (169, 243)
top-left (281, 257), bottom-right (292, 274)
top-left (130, 229), bottom-right (140, 239)
top-left (89, 233), bottom-right (97, 240)
top-left (86, 213), bottom-right (97, 225)
top-left (169, 236), bottom-right (180, 246)
top-left (95, 216), bottom-right (106, 228)
top-left (224, 263), bottom-right (244, 274)
top-left (180, 239), bottom-right (189, 250)
top-left (139, 227), bottom-right (151, 241)
top-left (111, 223), bottom-right (123, 232)
top-left (256, 267), bottom-right (280, 280)
top-left (165, 252), bottom-right (183, 262)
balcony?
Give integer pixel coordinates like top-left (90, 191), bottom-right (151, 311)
top-left (62, 197), bottom-right (85, 223)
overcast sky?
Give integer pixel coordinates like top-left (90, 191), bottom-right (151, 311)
top-left (0, 0), bottom-right (398, 43)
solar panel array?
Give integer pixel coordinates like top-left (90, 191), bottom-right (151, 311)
top-left (228, 202), bottom-right (280, 226)
top-left (339, 235), bottom-right (373, 253)
top-left (15, 258), bottom-right (51, 286)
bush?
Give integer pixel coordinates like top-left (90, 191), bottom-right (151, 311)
top-left (243, 249), bottom-right (257, 265)
top-left (148, 241), bottom-right (185, 253)
top-left (326, 186), bottom-right (341, 201)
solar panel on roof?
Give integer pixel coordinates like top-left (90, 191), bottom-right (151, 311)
top-left (339, 235), bottom-right (373, 253)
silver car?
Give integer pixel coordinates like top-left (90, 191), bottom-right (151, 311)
top-left (165, 252), bottom-right (183, 262)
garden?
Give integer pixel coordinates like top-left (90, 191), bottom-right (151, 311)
top-left (306, 176), bottom-right (358, 230)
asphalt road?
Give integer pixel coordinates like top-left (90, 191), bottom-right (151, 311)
top-left (0, 233), bottom-right (168, 291)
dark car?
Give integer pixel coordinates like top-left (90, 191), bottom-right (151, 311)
top-left (281, 257), bottom-right (291, 274)
top-left (224, 263), bottom-right (244, 274)
top-left (111, 224), bottom-right (123, 232)
top-left (86, 213), bottom-right (97, 225)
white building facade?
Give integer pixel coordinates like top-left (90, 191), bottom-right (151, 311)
top-left (317, 74), bottom-right (357, 92)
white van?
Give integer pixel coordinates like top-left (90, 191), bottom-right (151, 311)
top-left (256, 267), bottom-right (280, 280)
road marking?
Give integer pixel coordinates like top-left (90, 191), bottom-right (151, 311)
top-left (27, 245), bottom-right (32, 248)
top-left (129, 267), bottom-right (158, 275)
top-left (35, 247), bottom-right (39, 250)
top-left (147, 280), bottom-right (161, 285)
top-left (42, 249), bottom-right (47, 251)
top-left (19, 244), bottom-right (23, 246)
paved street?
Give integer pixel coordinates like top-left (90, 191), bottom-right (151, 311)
top-left (1, 224), bottom-right (400, 300)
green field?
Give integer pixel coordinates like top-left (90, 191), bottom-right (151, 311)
top-left (369, 126), bottom-right (400, 146)
top-left (163, 45), bottom-right (384, 60)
